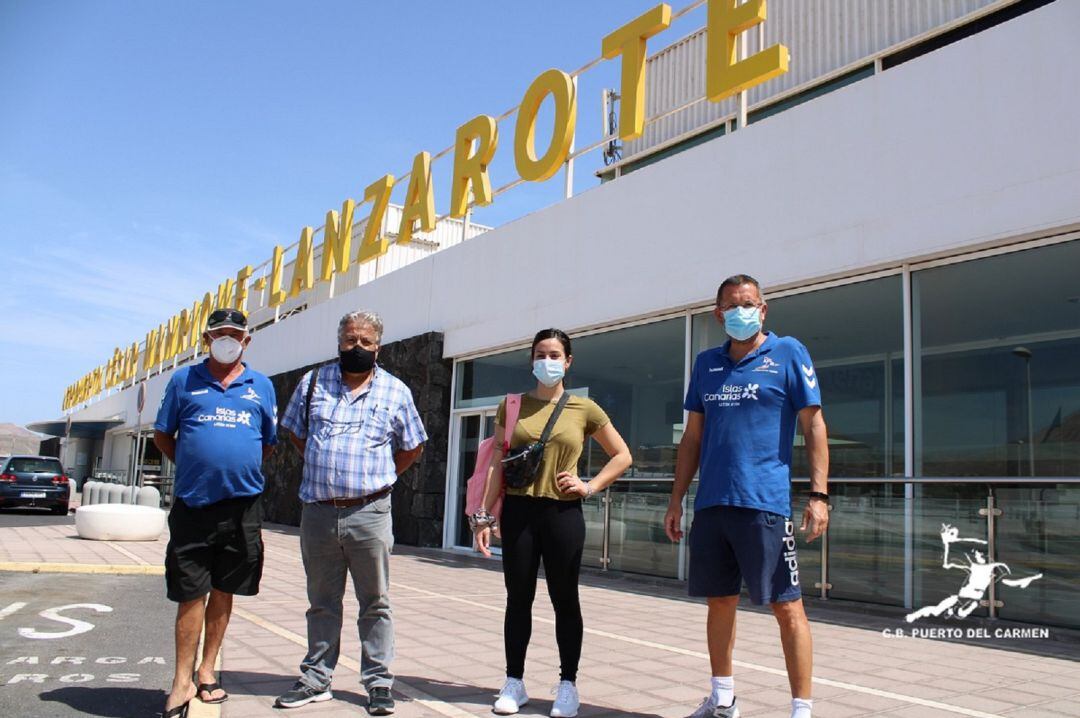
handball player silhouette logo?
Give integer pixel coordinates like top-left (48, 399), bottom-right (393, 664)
top-left (905, 524), bottom-right (1043, 623)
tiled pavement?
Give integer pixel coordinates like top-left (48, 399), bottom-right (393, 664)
top-left (2, 516), bottom-right (1079, 717)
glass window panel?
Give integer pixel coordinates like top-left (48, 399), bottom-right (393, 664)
top-left (995, 483), bottom-right (1080, 629)
top-left (910, 484), bottom-right (989, 619)
top-left (457, 318), bottom-right (686, 477)
top-left (455, 352), bottom-right (533, 409)
top-left (691, 276), bottom-right (904, 479)
top-left (825, 483), bottom-right (906, 605)
top-left (914, 241), bottom-right (1080, 477)
top-left (454, 415), bottom-right (483, 548)
top-left (605, 481), bottom-right (680, 578)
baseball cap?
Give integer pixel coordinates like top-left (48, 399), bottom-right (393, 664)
top-left (206, 308), bottom-right (248, 331)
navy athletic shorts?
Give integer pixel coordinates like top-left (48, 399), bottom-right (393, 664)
top-left (688, 505), bottom-right (801, 605)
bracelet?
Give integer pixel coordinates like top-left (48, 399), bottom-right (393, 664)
top-left (468, 509), bottom-right (498, 531)
top-left (584, 482), bottom-right (593, 498)
top-left (808, 491), bottom-right (830, 505)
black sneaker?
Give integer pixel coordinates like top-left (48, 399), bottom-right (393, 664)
top-left (275, 681), bottom-right (332, 709)
top-left (367, 686), bottom-right (395, 715)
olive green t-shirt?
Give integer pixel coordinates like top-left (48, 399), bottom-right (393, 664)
top-left (495, 394), bottom-right (611, 500)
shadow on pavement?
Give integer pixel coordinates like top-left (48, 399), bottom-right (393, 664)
top-left (217, 671), bottom-right (386, 711)
top-left (219, 669), bottom-right (293, 698)
top-left (397, 674), bottom-right (666, 718)
top-left (38, 686), bottom-right (165, 717)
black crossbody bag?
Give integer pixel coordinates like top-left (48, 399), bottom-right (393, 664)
top-left (501, 392), bottom-right (571, 489)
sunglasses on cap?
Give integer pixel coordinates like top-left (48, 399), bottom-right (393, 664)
top-left (206, 308), bottom-right (248, 330)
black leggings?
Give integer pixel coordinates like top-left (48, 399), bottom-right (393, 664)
top-left (500, 495), bottom-right (586, 682)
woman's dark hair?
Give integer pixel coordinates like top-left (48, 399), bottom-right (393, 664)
top-left (531, 328), bottom-right (572, 357)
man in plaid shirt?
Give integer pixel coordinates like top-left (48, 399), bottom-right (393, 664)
top-left (276, 310), bottom-right (427, 716)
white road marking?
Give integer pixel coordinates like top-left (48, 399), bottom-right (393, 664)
top-left (18, 604), bottom-right (113, 640)
top-left (0, 602), bottom-right (28, 621)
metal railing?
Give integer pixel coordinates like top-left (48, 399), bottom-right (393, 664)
top-left (582, 475), bottom-right (1080, 629)
top-left (791, 476), bottom-right (1080, 620)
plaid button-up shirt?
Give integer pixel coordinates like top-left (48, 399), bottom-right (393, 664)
top-left (281, 363), bottom-right (427, 503)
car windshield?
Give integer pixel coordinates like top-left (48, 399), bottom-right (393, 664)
top-left (8, 458), bottom-right (63, 474)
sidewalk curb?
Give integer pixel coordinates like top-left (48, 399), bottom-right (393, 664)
top-left (0, 561), bottom-right (165, 575)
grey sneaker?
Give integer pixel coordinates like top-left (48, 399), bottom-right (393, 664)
top-left (367, 686), bottom-right (395, 715)
top-left (275, 681), bottom-right (333, 709)
top-left (686, 696), bottom-right (740, 718)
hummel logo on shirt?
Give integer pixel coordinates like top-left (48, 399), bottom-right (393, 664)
top-left (242, 386), bottom-right (261, 402)
top-left (801, 364), bottom-right (817, 389)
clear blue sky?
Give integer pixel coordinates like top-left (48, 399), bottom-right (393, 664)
top-left (0, 0), bottom-right (705, 426)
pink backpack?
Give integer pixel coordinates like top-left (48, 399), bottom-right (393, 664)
top-left (464, 393), bottom-right (522, 522)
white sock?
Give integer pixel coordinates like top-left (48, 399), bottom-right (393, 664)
top-left (710, 676), bottom-right (734, 707)
top-left (791, 697), bottom-right (812, 718)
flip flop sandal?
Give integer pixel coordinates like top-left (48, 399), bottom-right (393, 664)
top-left (160, 699), bottom-right (189, 717)
top-left (196, 680), bottom-right (229, 704)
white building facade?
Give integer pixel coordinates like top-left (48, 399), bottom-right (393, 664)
top-left (52, 0), bottom-right (1079, 627)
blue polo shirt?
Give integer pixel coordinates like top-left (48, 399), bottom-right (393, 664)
top-left (154, 360), bottom-right (278, 507)
top-left (685, 332), bottom-right (821, 517)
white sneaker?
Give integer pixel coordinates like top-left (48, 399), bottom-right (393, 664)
top-left (687, 695), bottom-right (740, 718)
top-left (493, 677), bottom-right (529, 715)
top-left (550, 680), bottom-right (579, 718)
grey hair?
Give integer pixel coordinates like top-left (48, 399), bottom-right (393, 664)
top-left (338, 310), bottom-right (384, 343)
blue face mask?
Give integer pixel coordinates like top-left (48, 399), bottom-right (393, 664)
top-left (722, 306), bottom-right (762, 341)
top-left (532, 359), bottom-right (566, 387)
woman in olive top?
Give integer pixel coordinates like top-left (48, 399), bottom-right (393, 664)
top-left (473, 328), bottom-right (632, 718)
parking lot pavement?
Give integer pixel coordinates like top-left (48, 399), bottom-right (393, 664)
top-left (0, 571), bottom-right (173, 717)
top-left (0, 506), bottom-right (77, 528)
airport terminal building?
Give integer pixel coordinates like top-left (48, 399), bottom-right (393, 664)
top-left (41, 0), bottom-right (1079, 629)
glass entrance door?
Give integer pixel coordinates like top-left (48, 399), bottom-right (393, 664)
top-left (451, 411), bottom-right (496, 549)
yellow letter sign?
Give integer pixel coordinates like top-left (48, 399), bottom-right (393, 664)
top-left (398, 152), bottom-right (436, 245)
top-left (357, 175), bottom-right (395, 262)
top-left (602, 4), bottom-right (671, 141)
top-left (706, 0), bottom-right (788, 102)
top-left (289, 226), bottom-right (315, 297)
top-left (450, 115), bottom-right (498, 218)
top-left (515, 69), bottom-right (577, 182)
top-left (320, 200), bottom-right (357, 281)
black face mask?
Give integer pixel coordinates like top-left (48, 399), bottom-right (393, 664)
top-left (339, 345), bottom-right (376, 374)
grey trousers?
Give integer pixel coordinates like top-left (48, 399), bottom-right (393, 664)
top-left (298, 496), bottom-right (394, 691)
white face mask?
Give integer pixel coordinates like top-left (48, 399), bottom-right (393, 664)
top-left (210, 336), bottom-right (244, 364)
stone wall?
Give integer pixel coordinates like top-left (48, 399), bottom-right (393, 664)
top-left (260, 331), bottom-right (452, 547)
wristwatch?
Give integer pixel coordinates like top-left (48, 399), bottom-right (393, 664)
top-left (808, 491), bottom-right (830, 505)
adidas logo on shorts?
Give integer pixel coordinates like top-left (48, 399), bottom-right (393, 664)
top-left (783, 520), bottom-right (799, 586)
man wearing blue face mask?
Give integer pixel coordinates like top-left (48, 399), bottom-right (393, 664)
top-left (154, 308), bottom-right (278, 718)
top-left (665, 275), bottom-right (830, 718)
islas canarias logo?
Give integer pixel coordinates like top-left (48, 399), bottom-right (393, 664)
top-left (905, 524), bottom-right (1043, 623)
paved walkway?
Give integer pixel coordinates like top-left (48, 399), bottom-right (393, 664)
top-left (2, 515), bottom-right (1079, 718)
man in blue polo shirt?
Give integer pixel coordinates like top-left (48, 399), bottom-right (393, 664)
top-left (153, 308), bottom-right (277, 718)
top-left (665, 275), bottom-right (829, 718)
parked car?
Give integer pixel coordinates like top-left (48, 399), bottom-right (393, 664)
top-left (0, 455), bottom-right (70, 514)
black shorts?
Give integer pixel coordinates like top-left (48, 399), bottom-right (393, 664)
top-left (165, 494), bottom-right (264, 603)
